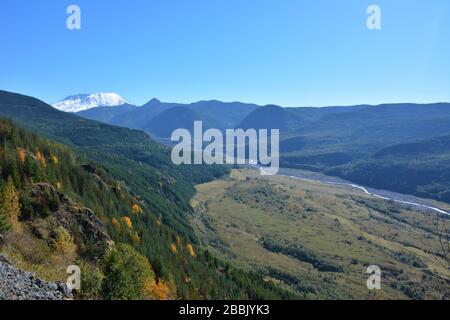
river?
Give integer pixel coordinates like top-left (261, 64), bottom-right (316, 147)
top-left (259, 167), bottom-right (450, 217)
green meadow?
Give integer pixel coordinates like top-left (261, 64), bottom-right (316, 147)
top-left (191, 169), bottom-right (450, 299)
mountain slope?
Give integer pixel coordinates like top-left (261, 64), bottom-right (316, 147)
top-left (0, 90), bottom-right (220, 240)
top-left (72, 95), bottom-right (450, 203)
top-left (0, 118), bottom-right (146, 297)
top-left (239, 105), bottom-right (304, 131)
top-left (187, 100), bottom-right (259, 129)
top-left (109, 99), bottom-right (180, 130)
top-left (231, 101), bottom-right (450, 202)
top-left (76, 99), bottom-right (259, 136)
top-left (0, 90), bottom-right (294, 299)
top-left (327, 135), bottom-right (450, 202)
top-left (77, 104), bottom-right (137, 124)
top-left (144, 106), bottom-right (218, 138)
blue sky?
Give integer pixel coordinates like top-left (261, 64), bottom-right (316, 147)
top-left (1, 0), bottom-right (449, 107)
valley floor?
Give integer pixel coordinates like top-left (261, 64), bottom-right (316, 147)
top-left (191, 169), bottom-right (450, 300)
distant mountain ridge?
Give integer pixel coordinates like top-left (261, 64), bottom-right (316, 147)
top-left (53, 93), bottom-right (132, 112)
top-left (77, 98), bottom-right (260, 136)
top-left (51, 91), bottom-right (450, 203)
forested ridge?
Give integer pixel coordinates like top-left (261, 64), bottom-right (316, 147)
top-left (0, 90), bottom-right (297, 299)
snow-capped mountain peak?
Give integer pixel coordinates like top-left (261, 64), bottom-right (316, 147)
top-left (52, 93), bottom-right (131, 112)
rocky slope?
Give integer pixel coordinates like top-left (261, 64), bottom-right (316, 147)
top-left (0, 183), bottom-right (113, 300)
top-left (27, 183), bottom-right (113, 260)
top-left (0, 255), bottom-right (72, 300)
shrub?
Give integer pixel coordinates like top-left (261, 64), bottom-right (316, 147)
top-left (102, 243), bottom-right (155, 300)
top-left (50, 226), bottom-right (77, 263)
top-left (78, 260), bottom-right (104, 300)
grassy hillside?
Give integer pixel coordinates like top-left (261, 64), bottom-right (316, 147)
top-left (192, 169), bottom-right (450, 299)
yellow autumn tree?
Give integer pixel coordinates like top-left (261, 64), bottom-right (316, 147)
top-left (131, 204), bottom-right (143, 214)
top-left (16, 148), bottom-right (26, 163)
top-left (147, 278), bottom-right (176, 300)
top-left (186, 244), bottom-right (196, 257)
top-left (121, 216), bottom-right (133, 229)
top-left (50, 155), bottom-right (59, 164)
top-left (51, 226), bottom-right (77, 263)
top-left (35, 148), bottom-right (46, 167)
top-left (132, 231), bottom-right (141, 243)
top-left (170, 243), bottom-right (178, 254)
top-left (2, 176), bottom-right (21, 232)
